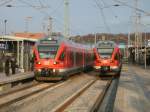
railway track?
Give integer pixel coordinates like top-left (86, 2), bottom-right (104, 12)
top-left (0, 73), bottom-right (118, 112)
top-left (0, 81), bottom-right (65, 108)
top-left (0, 81), bottom-right (39, 98)
top-left (52, 78), bottom-right (113, 112)
top-left (0, 73), bottom-right (86, 110)
top-left (52, 79), bottom-right (97, 112)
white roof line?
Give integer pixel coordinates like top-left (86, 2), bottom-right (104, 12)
top-left (0, 35), bottom-right (38, 42)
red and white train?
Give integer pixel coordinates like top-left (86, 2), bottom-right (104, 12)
top-left (93, 41), bottom-right (122, 76)
top-left (33, 35), bottom-right (94, 80)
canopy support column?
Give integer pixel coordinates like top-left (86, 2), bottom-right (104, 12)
top-left (20, 40), bottom-right (24, 72)
top-left (17, 41), bottom-right (20, 67)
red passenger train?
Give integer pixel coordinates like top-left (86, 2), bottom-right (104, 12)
top-left (33, 35), bottom-right (94, 81)
top-left (93, 41), bottom-right (122, 76)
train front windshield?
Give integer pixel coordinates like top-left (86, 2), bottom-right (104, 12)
top-left (38, 45), bottom-right (58, 59)
top-left (97, 48), bottom-right (113, 58)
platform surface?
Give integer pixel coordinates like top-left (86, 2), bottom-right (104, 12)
top-left (0, 72), bottom-right (34, 85)
top-left (114, 64), bottom-right (150, 112)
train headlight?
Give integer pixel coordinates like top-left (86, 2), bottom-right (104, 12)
top-left (53, 61), bottom-right (58, 65)
top-left (48, 37), bottom-right (52, 40)
top-left (37, 69), bottom-right (41, 72)
top-left (94, 66), bottom-right (101, 69)
top-left (36, 61), bottom-right (41, 65)
top-left (53, 61), bottom-right (57, 65)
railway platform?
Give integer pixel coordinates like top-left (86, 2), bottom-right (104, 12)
top-left (0, 72), bottom-right (34, 83)
top-left (114, 64), bottom-right (150, 112)
top-left (0, 72), bottom-right (34, 91)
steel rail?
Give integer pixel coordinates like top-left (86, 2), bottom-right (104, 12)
top-left (0, 81), bottom-right (40, 98)
top-left (0, 72), bottom-right (34, 85)
top-left (91, 79), bottom-right (112, 112)
top-left (0, 74), bottom-right (83, 109)
top-left (51, 79), bottom-right (97, 112)
top-left (98, 78), bottom-right (119, 112)
top-left (0, 81), bottom-right (64, 108)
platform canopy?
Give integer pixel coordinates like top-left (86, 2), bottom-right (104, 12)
top-left (0, 35), bottom-right (38, 72)
top-left (0, 35), bottom-right (38, 42)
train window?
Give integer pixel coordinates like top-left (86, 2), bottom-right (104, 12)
top-left (60, 52), bottom-right (65, 61)
top-left (94, 53), bottom-right (97, 60)
top-left (33, 53), bottom-right (37, 61)
top-left (38, 45), bottom-right (58, 52)
top-left (115, 54), bottom-right (119, 61)
top-left (98, 41), bottom-right (115, 48)
top-left (97, 48), bottom-right (113, 58)
top-left (38, 45), bottom-right (58, 59)
top-left (70, 51), bottom-right (74, 65)
top-left (76, 52), bottom-right (82, 65)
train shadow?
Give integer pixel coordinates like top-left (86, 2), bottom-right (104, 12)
top-left (99, 75), bottom-right (120, 80)
top-left (35, 79), bottom-right (61, 83)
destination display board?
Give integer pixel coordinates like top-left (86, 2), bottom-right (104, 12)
top-left (40, 40), bottom-right (57, 44)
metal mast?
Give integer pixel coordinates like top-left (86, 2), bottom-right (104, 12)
top-left (47, 17), bottom-right (52, 36)
top-left (64, 0), bottom-right (69, 38)
top-left (133, 0), bottom-right (140, 63)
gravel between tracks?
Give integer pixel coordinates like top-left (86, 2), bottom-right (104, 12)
top-left (0, 73), bottom-right (96, 112)
top-left (64, 80), bottom-right (108, 112)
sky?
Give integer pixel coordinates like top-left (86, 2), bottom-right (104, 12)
top-left (0, 0), bottom-right (150, 36)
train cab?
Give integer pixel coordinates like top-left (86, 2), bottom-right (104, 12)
top-left (93, 41), bottom-right (122, 76)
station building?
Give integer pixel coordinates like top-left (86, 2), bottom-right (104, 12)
top-left (0, 33), bottom-right (45, 73)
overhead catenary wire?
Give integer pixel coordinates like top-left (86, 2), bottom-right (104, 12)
top-left (113, 0), bottom-right (150, 16)
top-left (3, 0), bottom-right (88, 36)
top-left (18, 0), bottom-right (49, 10)
top-left (38, 0), bottom-right (44, 8)
top-left (101, 0), bottom-right (118, 18)
top-left (101, 0), bottom-right (125, 32)
top-left (48, 0), bottom-right (64, 15)
top-left (94, 0), bottom-right (111, 33)
top-left (17, 0), bottom-right (64, 34)
top-left (18, 0), bottom-right (67, 35)
top-left (37, 0), bottom-right (51, 9)
top-left (0, 0), bottom-right (13, 7)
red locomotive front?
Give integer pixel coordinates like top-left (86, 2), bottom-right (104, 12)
top-left (93, 41), bottom-right (122, 76)
top-left (33, 35), bottom-right (94, 81)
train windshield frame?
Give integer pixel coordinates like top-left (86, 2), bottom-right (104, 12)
top-left (97, 48), bottom-right (114, 58)
top-left (38, 45), bottom-right (59, 59)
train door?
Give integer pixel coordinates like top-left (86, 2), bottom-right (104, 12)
top-left (59, 49), bottom-right (66, 67)
top-left (83, 50), bottom-right (86, 71)
top-left (114, 51), bottom-right (121, 67)
top-left (33, 50), bottom-right (38, 63)
top-left (66, 47), bottom-right (73, 68)
top-left (73, 49), bottom-right (76, 67)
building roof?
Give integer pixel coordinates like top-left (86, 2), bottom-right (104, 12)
top-left (0, 32), bottom-right (46, 42)
top-left (14, 32), bottom-right (45, 39)
top-left (0, 35), bottom-right (38, 42)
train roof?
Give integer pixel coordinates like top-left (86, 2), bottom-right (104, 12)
top-left (36, 35), bottom-right (92, 50)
